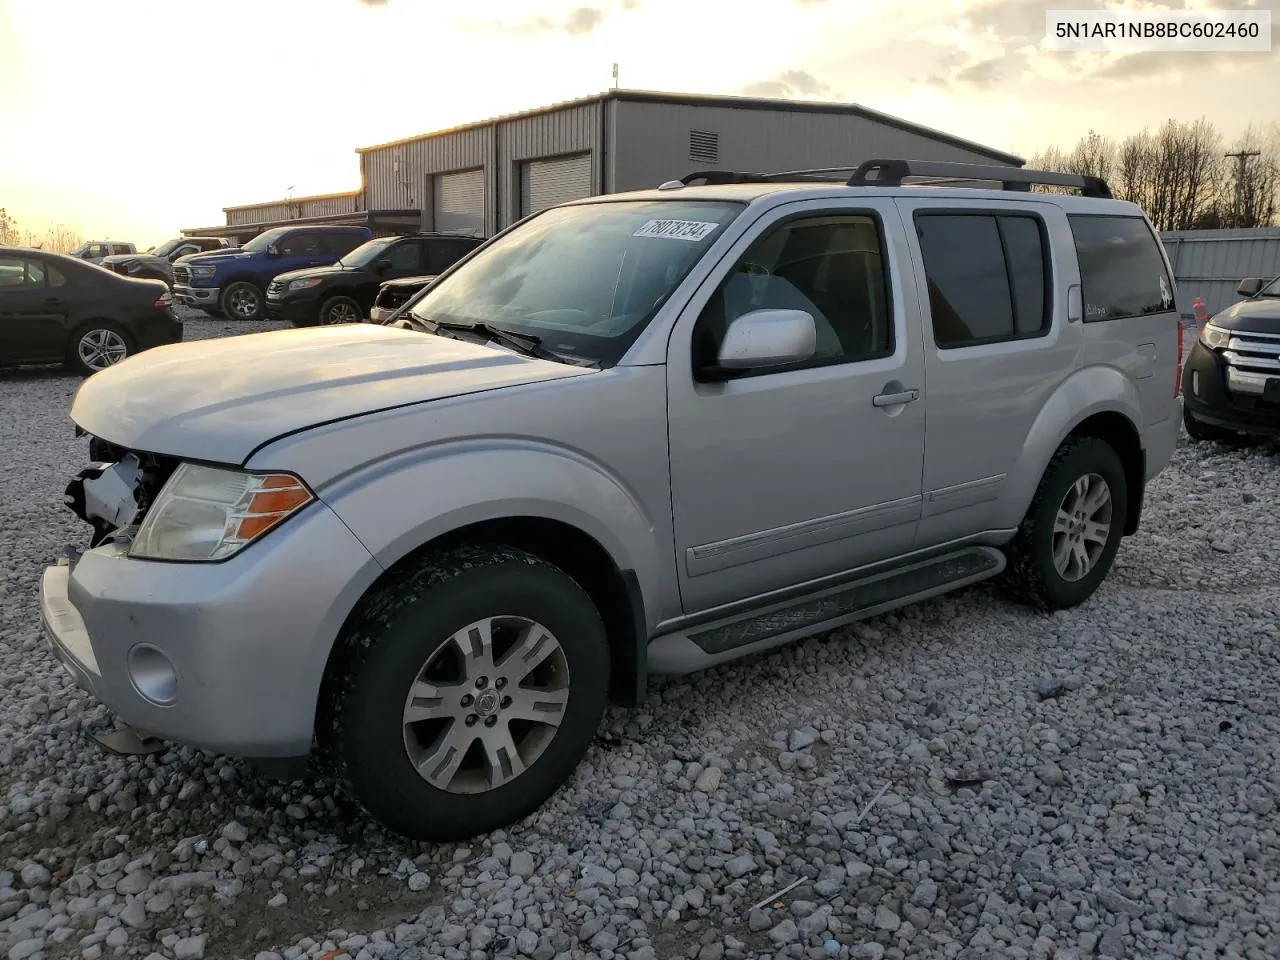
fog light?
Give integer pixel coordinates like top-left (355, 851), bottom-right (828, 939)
top-left (1192, 370), bottom-right (1201, 396)
top-left (127, 644), bottom-right (178, 705)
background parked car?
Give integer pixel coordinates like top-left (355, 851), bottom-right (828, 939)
top-left (0, 247), bottom-right (180, 376)
top-left (265, 233), bottom-right (481, 327)
top-left (68, 241), bottom-right (136, 264)
top-left (171, 224), bottom-right (371, 321)
top-left (1182, 273), bottom-right (1280, 442)
top-left (99, 236), bottom-right (229, 287)
top-left (370, 274), bottom-right (436, 323)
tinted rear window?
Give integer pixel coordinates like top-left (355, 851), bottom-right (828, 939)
top-left (1068, 214), bottom-right (1175, 321)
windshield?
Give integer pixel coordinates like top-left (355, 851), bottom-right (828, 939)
top-left (404, 199), bottom-right (743, 366)
top-left (240, 228), bottom-right (288, 253)
top-left (150, 238), bottom-right (182, 258)
top-left (338, 237), bottom-right (396, 268)
top-left (1258, 276), bottom-right (1280, 297)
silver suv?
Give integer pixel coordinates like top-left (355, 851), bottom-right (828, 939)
top-left (42, 159), bottom-right (1183, 842)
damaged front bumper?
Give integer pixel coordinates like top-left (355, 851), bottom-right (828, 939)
top-left (41, 445), bottom-right (384, 763)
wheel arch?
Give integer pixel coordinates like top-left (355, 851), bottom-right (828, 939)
top-left (315, 513), bottom-right (650, 748)
top-left (1005, 367), bottom-right (1147, 536)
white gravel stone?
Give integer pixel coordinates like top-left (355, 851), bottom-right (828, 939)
top-left (3, 316), bottom-right (1280, 959)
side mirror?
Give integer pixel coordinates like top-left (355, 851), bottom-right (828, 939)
top-left (266, 244), bottom-right (281, 258)
top-left (714, 308), bottom-right (817, 372)
top-left (1238, 277), bottom-right (1263, 298)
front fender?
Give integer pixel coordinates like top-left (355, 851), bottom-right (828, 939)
top-left (313, 439), bottom-right (667, 631)
top-left (998, 364), bottom-right (1144, 529)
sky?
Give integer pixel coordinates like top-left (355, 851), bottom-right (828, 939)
top-left (1, 0), bottom-right (1276, 248)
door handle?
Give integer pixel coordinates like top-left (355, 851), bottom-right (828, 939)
top-left (872, 388), bottom-right (920, 408)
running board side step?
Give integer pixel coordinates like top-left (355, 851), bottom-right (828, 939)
top-left (646, 546), bottom-right (1005, 674)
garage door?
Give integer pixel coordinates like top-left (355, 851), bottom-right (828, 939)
top-left (434, 169), bottom-right (485, 236)
top-left (520, 153), bottom-right (593, 218)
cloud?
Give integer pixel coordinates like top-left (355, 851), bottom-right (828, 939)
top-left (456, 1), bottom-right (636, 36)
top-left (741, 69), bottom-right (831, 99)
top-left (358, 0), bottom-right (388, 5)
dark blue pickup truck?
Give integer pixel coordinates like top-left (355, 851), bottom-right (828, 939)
top-left (171, 224), bottom-right (372, 321)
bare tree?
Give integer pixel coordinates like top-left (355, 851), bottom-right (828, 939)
top-left (1068, 130), bottom-right (1117, 183)
top-left (1220, 124), bottom-right (1280, 228)
top-left (0, 208), bottom-right (18, 245)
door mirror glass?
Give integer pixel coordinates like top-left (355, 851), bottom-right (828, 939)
top-left (716, 308), bottom-right (817, 371)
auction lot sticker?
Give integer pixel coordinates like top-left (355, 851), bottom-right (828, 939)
top-left (633, 219), bottom-right (721, 242)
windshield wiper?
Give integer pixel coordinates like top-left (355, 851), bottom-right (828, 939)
top-left (430, 319), bottom-right (548, 357)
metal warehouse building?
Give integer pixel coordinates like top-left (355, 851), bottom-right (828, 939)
top-left (356, 89), bottom-right (1023, 238)
top-left (190, 89), bottom-right (1023, 240)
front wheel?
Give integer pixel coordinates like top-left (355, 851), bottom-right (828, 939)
top-left (1002, 437), bottom-right (1128, 611)
top-left (320, 545), bottom-right (610, 842)
top-left (317, 295), bottom-right (364, 326)
top-left (220, 281), bottom-right (264, 321)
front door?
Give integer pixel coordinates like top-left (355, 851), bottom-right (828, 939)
top-left (665, 199), bottom-right (927, 614)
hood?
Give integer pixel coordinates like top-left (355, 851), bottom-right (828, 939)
top-left (1210, 297), bottom-right (1280, 335)
top-left (69, 324), bottom-right (593, 465)
top-left (178, 249), bottom-right (252, 266)
top-left (383, 274), bottom-right (437, 289)
top-left (101, 253), bottom-right (164, 268)
top-left (272, 263), bottom-right (350, 284)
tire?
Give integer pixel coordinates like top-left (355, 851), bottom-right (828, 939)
top-left (320, 544), bottom-right (610, 842)
top-left (1183, 404), bottom-right (1235, 443)
top-left (317, 295), bottom-right (364, 327)
top-left (220, 281), bottom-right (264, 321)
top-left (1002, 437), bottom-right (1128, 611)
top-left (66, 322), bottom-right (134, 377)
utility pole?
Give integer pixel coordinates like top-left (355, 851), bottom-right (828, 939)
top-left (1225, 150), bottom-right (1261, 226)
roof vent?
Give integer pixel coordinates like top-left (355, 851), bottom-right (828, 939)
top-left (689, 129), bottom-right (719, 164)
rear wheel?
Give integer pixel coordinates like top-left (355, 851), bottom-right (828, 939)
top-left (1182, 404), bottom-right (1235, 443)
top-left (1002, 437), bottom-right (1128, 611)
top-left (220, 281), bottom-right (264, 321)
top-left (66, 322), bottom-right (133, 377)
top-left (318, 295), bottom-right (363, 326)
top-left (320, 545), bottom-right (610, 842)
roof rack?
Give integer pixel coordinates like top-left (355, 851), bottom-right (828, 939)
top-left (674, 159), bottom-right (1113, 198)
top-left (848, 159), bottom-right (1113, 198)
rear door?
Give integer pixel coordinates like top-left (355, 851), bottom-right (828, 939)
top-left (896, 197), bottom-right (1074, 546)
top-left (278, 231), bottom-right (331, 272)
top-left (0, 256), bottom-right (66, 362)
top-left (1067, 213), bottom-right (1180, 427)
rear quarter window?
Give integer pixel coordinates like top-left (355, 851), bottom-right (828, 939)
top-left (1068, 214), bottom-right (1175, 321)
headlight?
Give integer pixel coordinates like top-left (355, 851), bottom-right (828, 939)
top-left (192, 265), bottom-right (217, 278)
top-left (129, 463), bottom-right (314, 562)
top-left (288, 277), bottom-right (324, 291)
top-left (1199, 322), bottom-right (1231, 350)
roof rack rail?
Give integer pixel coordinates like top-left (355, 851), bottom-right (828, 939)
top-left (847, 159), bottom-right (1113, 198)
top-left (679, 169), bottom-right (854, 186)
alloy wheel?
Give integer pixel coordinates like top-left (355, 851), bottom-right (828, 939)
top-left (1052, 472), bottom-right (1113, 582)
top-left (402, 616), bottom-right (570, 794)
top-left (77, 329), bottom-right (129, 371)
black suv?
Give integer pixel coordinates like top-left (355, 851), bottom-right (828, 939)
top-left (265, 233), bottom-right (482, 327)
top-left (1182, 274), bottom-right (1280, 442)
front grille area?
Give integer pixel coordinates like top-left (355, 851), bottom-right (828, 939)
top-left (172, 265), bottom-right (191, 285)
top-left (1223, 330), bottom-right (1280, 375)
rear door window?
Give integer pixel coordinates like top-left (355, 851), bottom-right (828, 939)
top-left (386, 241), bottom-right (423, 272)
top-left (1068, 214), bottom-right (1175, 321)
top-left (914, 211), bottom-right (1051, 348)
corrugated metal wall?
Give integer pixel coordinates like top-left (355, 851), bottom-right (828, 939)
top-left (1161, 227), bottom-right (1280, 317)
top-left (224, 194), bottom-right (358, 226)
top-left (497, 101), bottom-right (603, 227)
top-left (361, 128), bottom-right (494, 233)
top-left (609, 101), bottom-right (1017, 193)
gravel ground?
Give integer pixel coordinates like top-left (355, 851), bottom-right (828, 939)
top-left (2, 314), bottom-right (1279, 960)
